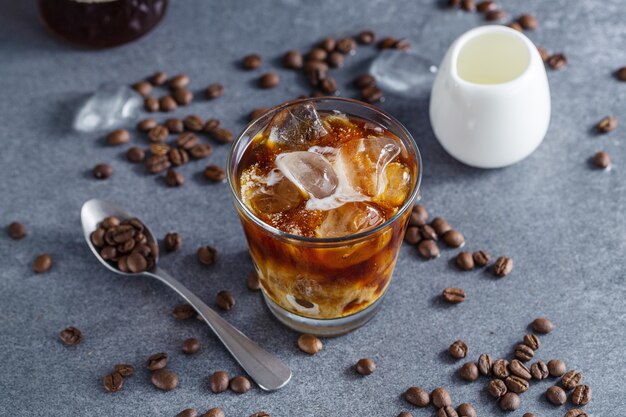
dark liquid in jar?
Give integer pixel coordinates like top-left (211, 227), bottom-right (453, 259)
top-left (39, 0), bottom-right (167, 48)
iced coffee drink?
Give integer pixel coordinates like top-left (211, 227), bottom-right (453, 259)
top-left (228, 98), bottom-right (421, 335)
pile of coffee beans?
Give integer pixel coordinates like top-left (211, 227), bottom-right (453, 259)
top-left (402, 385), bottom-right (477, 417)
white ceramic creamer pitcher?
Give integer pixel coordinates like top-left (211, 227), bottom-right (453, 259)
top-left (429, 25), bottom-right (551, 168)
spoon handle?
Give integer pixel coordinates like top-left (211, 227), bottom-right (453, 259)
top-left (147, 266), bottom-right (292, 391)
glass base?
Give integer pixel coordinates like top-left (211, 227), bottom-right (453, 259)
top-left (262, 292), bottom-right (384, 337)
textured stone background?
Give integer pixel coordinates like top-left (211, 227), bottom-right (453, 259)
top-left (1, 0), bottom-right (624, 416)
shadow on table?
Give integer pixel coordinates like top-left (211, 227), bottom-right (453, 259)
top-left (0, 1), bottom-right (64, 50)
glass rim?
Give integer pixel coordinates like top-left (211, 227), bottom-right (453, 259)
top-left (226, 97), bottom-right (423, 244)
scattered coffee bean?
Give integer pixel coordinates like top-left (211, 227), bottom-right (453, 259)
top-left (203, 118), bottom-right (220, 133)
top-left (169, 74), bottom-right (190, 89)
top-left (304, 60), bottom-right (328, 86)
top-left (357, 30), bottom-right (376, 44)
top-left (509, 359), bottom-right (531, 380)
top-left (320, 76), bottom-right (338, 94)
top-left (113, 364), bottom-right (134, 377)
top-left (404, 226), bottom-right (421, 245)
top-left (146, 154), bottom-right (171, 174)
top-left (455, 252), bottom-right (474, 271)
top-left (150, 142), bottom-right (170, 156)
top-left (184, 115), bottom-right (204, 132)
top-left (591, 151), bottom-right (611, 169)
top-left (7, 222), bottom-right (26, 240)
top-left (507, 21), bottom-right (522, 32)
top-left (361, 85), bottom-right (384, 103)
top-left (247, 271), bottom-right (261, 291)
top-left (182, 338), bottom-right (200, 354)
top-left (205, 83), bottom-right (224, 100)
top-left (165, 170), bottom-right (184, 187)
top-left (355, 358), bottom-right (376, 375)
top-left (307, 47), bottom-right (328, 62)
top-left (485, 9), bottom-right (506, 21)
top-left (442, 230), bottom-right (464, 248)
top-left (449, 340), bottom-right (468, 359)
top-left (430, 217), bottom-right (451, 235)
top-left (319, 37), bottom-right (336, 52)
top-left (188, 144), bottom-right (212, 160)
top-left (378, 36), bottom-right (397, 49)
top-left (437, 406), bottom-right (458, 417)
top-left (547, 53), bottom-right (567, 70)
top-left (546, 385), bottom-right (567, 405)
top-left (163, 232), bottom-right (182, 252)
top-left (106, 129), bottom-right (130, 146)
top-left (209, 127), bottom-right (234, 144)
top-left (459, 362), bottom-right (479, 381)
top-left (572, 384), bottom-right (592, 405)
top-left (248, 412), bottom-right (269, 417)
top-left (565, 410), bottom-right (588, 417)
top-left (103, 372), bottom-right (124, 393)
top-left (537, 46), bottom-right (550, 62)
top-left (197, 245), bottom-right (217, 265)
top-left (404, 386), bottom-right (430, 407)
top-left (493, 256), bottom-right (513, 277)
top-left (442, 287), bottom-right (466, 304)
top-left (297, 334), bottom-right (323, 355)
top-left (147, 352), bottom-right (168, 370)
top-left (173, 303), bottom-right (195, 320)
top-left (149, 71), bottom-right (168, 86)
top-left (397, 412), bottom-right (413, 417)
top-left (499, 392), bottom-right (520, 411)
top-left (132, 80), bottom-right (152, 96)
top-left (159, 95), bottom-right (178, 112)
top-left (476, 0), bottom-right (496, 12)
top-left (283, 50), bottom-right (303, 69)
top-left (431, 387), bottom-right (452, 408)
top-left (487, 379), bottom-right (507, 398)
top-left (514, 344), bottom-right (534, 362)
top-left (148, 125), bottom-right (169, 143)
top-left (505, 375), bottom-right (529, 394)
top-left (531, 317), bottom-right (554, 334)
top-left (209, 370), bottom-right (229, 393)
top-left (126, 146), bottom-right (145, 163)
top-left (174, 132), bottom-right (198, 150)
top-left (33, 254), bottom-right (53, 273)
top-left (393, 38), bottom-right (411, 51)
top-left (165, 118), bottom-right (185, 133)
top-left (144, 96), bottom-right (159, 112)
top-left (477, 353), bottom-right (493, 376)
top-left (242, 53), bottom-right (262, 70)
top-left (59, 326), bottom-right (82, 346)
top-left (229, 375), bottom-right (251, 393)
top-left (461, 0), bottom-right (476, 12)
top-left (216, 290), bottom-right (235, 311)
top-left (353, 74), bottom-right (376, 89)
top-left (523, 334), bottom-right (541, 350)
top-left (561, 370), bottom-right (582, 390)
top-left (418, 225), bottom-right (436, 241)
top-left (417, 239), bottom-right (439, 259)
top-left (457, 403), bottom-right (476, 417)
top-left (203, 165), bottom-right (226, 182)
top-left (335, 37), bottom-right (356, 54)
top-left (519, 14), bottom-right (538, 30)
top-left (151, 369), bottom-right (179, 391)
top-left (492, 359), bottom-right (510, 379)
top-left (616, 67), bottom-right (626, 81)
top-left (259, 72), bottom-right (280, 89)
top-left (168, 148), bottom-right (189, 166)
top-left (176, 408), bottom-right (198, 417)
top-left (548, 359), bottom-right (566, 377)
top-left (172, 88), bottom-right (193, 105)
top-left (522, 414), bottom-right (536, 417)
top-left (204, 408), bottom-right (226, 417)
top-left (93, 163), bottom-right (112, 180)
top-left (597, 115), bottom-right (617, 133)
top-left (530, 360), bottom-right (549, 380)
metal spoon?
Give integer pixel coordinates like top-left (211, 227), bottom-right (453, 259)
top-left (80, 198), bottom-right (292, 391)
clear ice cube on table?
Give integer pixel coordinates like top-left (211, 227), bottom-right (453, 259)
top-left (316, 202), bottom-right (384, 238)
top-left (73, 83), bottom-right (142, 132)
top-left (370, 49), bottom-right (437, 96)
top-left (266, 102), bottom-right (328, 146)
top-left (275, 151), bottom-right (338, 199)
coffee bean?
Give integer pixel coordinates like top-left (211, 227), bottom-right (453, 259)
top-left (442, 230), bottom-right (464, 248)
top-left (216, 290), bottom-right (235, 310)
top-left (546, 385), bottom-right (567, 405)
top-left (205, 83), bottom-right (224, 100)
top-left (203, 118), bottom-right (220, 133)
top-left (548, 359), bottom-right (566, 377)
top-left (522, 334), bottom-right (540, 350)
top-left (419, 224), bottom-right (438, 241)
top-left (101, 216), bottom-right (120, 229)
top-left (182, 338), bottom-right (200, 354)
top-left (431, 387), bottom-right (451, 408)
top-left (361, 85), bottom-right (383, 103)
top-left (547, 53), bottom-right (567, 70)
top-left (210, 127), bottom-right (235, 144)
top-left (168, 148), bottom-right (189, 166)
top-left (320, 76), bottom-right (338, 94)
top-left (397, 412), bottom-right (413, 417)
top-left (229, 375), bottom-right (251, 393)
top-left (393, 38), bottom-right (411, 51)
top-left (597, 115), bottom-right (617, 133)
top-left (147, 125), bottom-right (168, 143)
top-left (165, 169), bottom-right (184, 187)
top-left (304, 60), bottom-right (329, 86)
top-left (537, 46), bottom-right (550, 62)
top-left (7, 222), bottom-right (26, 240)
top-left (455, 252), bottom-right (474, 271)
top-left (487, 379), bottom-right (507, 398)
top-left (209, 370), bottom-right (229, 393)
top-left (353, 74), bottom-right (376, 89)
top-left (297, 334), bottom-right (323, 355)
top-left (59, 326), bottom-right (82, 346)
top-left (355, 358), bottom-right (376, 375)
top-left (565, 410), bottom-right (589, 417)
top-left (457, 403), bottom-right (476, 417)
top-left (204, 408), bottom-right (226, 417)
top-left (404, 227), bottom-right (421, 245)
top-left (259, 72), bottom-right (280, 89)
top-left (33, 254), bottom-right (53, 273)
top-left (519, 14), bottom-right (539, 29)
top-left (477, 353), bottom-right (493, 376)
top-left (106, 129), bottom-right (130, 146)
top-left (127, 250), bottom-right (148, 272)
top-left (430, 217), bottom-right (450, 235)
top-left (197, 245), bottom-right (217, 266)
top-left (485, 9), bottom-right (506, 21)
top-left (530, 361), bottom-right (549, 380)
top-left (147, 352), bottom-right (168, 370)
top-left (307, 47), bottom-right (328, 62)
top-left (404, 386), bottom-right (430, 406)
top-left (562, 370), bottom-right (582, 390)
top-left (505, 375), bottom-right (529, 393)
top-left (617, 67), bottom-right (626, 81)
top-left (132, 80), bottom-right (152, 96)
top-left (492, 359), bottom-right (510, 379)
top-left (173, 133), bottom-right (197, 151)
top-left (509, 359), bottom-right (531, 380)
top-left (203, 165), bottom-right (226, 182)
top-left (145, 154), bottom-right (171, 174)
top-left (522, 414), bottom-right (536, 417)
top-left (113, 364), bottom-right (134, 377)
top-left (103, 372), bottom-right (123, 393)
top-left (168, 74), bottom-right (190, 89)
top-left (149, 142), bottom-right (170, 157)
top-left (417, 239), bottom-right (439, 259)
top-left (531, 317), bottom-right (554, 334)
top-left (476, 0), bottom-right (496, 12)
top-left (187, 144), bottom-right (211, 160)
top-left (93, 163), bottom-right (112, 180)
top-left (499, 392), bottom-right (520, 411)
top-left (442, 287), bottom-right (466, 304)
top-left (319, 37), bottom-right (336, 52)
top-left (165, 118), bottom-right (185, 133)
top-left (172, 304), bottom-right (194, 321)
top-left (149, 71), bottom-right (168, 86)
top-left (176, 408), bottom-right (198, 417)
top-left (283, 50), bottom-right (303, 69)
top-left (461, 0), bottom-right (475, 12)
top-left (514, 344), bottom-right (534, 362)
top-left (459, 362), bottom-right (479, 381)
top-left (357, 30), bottom-right (376, 44)
top-left (247, 271), bottom-right (261, 291)
top-left (336, 37), bottom-right (356, 54)
top-left (126, 146), bottom-right (145, 163)
top-left (493, 256), bottom-right (513, 277)
top-left (572, 384), bottom-right (592, 405)
top-left (151, 369), bottom-right (178, 391)
top-left (507, 21), bottom-right (522, 32)
top-left (144, 96), bottom-right (159, 112)
top-left (183, 115), bottom-right (204, 132)
top-left (242, 53), bottom-right (262, 70)
top-left (378, 37), bottom-right (397, 49)
top-left (449, 340), bottom-right (468, 359)
top-left (162, 233), bottom-right (181, 253)
top-left (159, 95), bottom-right (177, 112)
top-left (591, 151), bottom-right (611, 169)
top-left (170, 88), bottom-right (192, 106)
top-left (100, 246), bottom-right (118, 261)
top-left (437, 406), bottom-right (458, 417)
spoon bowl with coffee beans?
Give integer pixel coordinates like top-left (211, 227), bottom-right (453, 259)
top-left (80, 198), bottom-right (291, 391)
